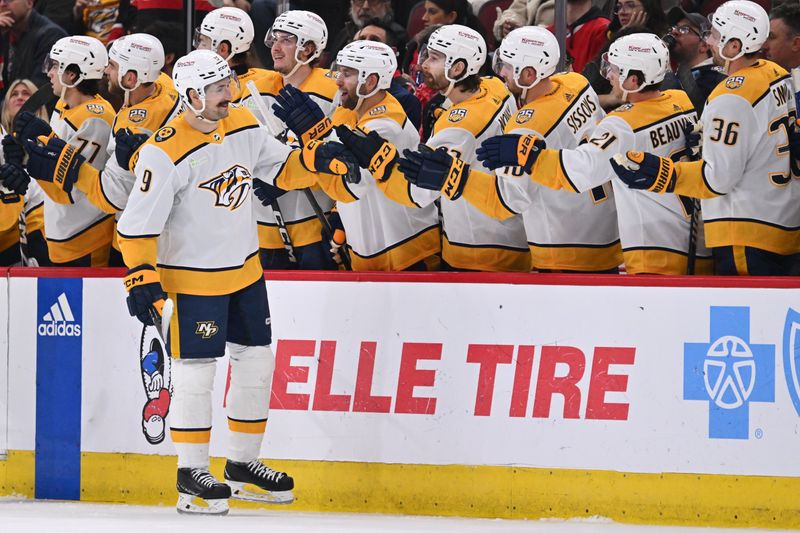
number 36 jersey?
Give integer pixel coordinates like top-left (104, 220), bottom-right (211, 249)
top-left (671, 60), bottom-right (800, 255)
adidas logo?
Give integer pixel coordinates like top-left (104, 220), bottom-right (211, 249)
top-left (38, 292), bottom-right (81, 337)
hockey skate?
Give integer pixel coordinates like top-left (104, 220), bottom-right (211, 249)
top-left (176, 467), bottom-right (232, 515)
top-left (224, 459), bottom-right (295, 504)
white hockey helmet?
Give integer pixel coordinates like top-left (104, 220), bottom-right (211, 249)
top-left (47, 36), bottom-right (108, 87)
top-left (195, 7), bottom-right (255, 57)
top-left (603, 33), bottom-right (669, 94)
top-left (335, 40), bottom-right (397, 111)
top-left (708, 0), bottom-right (769, 61)
top-left (266, 10), bottom-right (328, 64)
top-left (425, 24), bottom-right (487, 83)
top-left (109, 33), bottom-right (165, 89)
top-left (172, 49), bottom-right (232, 117)
top-left (493, 26), bottom-right (559, 97)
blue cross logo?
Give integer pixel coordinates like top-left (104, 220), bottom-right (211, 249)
top-left (684, 306), bottom-right (775, 439)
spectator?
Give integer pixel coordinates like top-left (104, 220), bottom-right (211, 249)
top-left (1, 78), bottom-right (46, 134)
top-left (0, 0), bottom-right (67, 96)
top-left (420, 0), bottom-right (482, 33)
top-left (547, 0), bottom-right (611, 73)
top-left (33, 0), bottom-right (79, 34)
top-left (763, 2), bottom-right (800, 71)
top-left (607, 0), bottom-right (669, 38)
top-left (326, 0), bottom-right (407, 68)
top-left (492, 0), bottom-right (554, 41)
top-left (664, 6), bottom-right (725, 113)
top-left (353, 19), bottom-right (422, 129)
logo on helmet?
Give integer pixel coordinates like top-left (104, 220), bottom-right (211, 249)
top-left (130, 43), bottom-right (153, 52)
top-left (733, 9), bottom-right (756, 22)
top-left (521, 38), bottom-right (545, 46)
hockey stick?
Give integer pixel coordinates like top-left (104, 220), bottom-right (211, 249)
top-left (245, 81), bottom-right (297, 265)
top-left (245, 80), bottom-right (352, 270)
top-left (684, 122), bottom-right (702, 275)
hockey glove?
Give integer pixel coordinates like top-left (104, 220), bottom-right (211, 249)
top-left (115, 128), bottom-right (149, 171)
top-left (684, 121), bottom-right (702, 159)
top-left (272, 85), bottom-right (332, 146)
top-left (2, 134), bottom-right (24, 166)
top-left (335, 125), bottom-right (397, 181)
top-left (399, 144), bottom-right (470, 200)
top-left (301, 140), bottom-right (361, 183)
top-left (23, 135), bottom-right (84, 194)
top-left (123, 264), bottom-right (167, 327)
top-left (476, 134), bottom-right (545, 173)
top-left (252, 178), bottom-right (288, 207)
top-left (324, 210), bottom-right (346, 266)
top-left (0, 162), bottom-right (30, 195)
top-left (610, 151), bottom-right (676, 193)
top-left (788, 117), bottom-right (800, 177)
top-left (13, 110), bottom-right (52, 142)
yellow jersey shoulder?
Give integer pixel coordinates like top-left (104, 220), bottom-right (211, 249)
top-left (358, 92), bottom-right (407, 129)
top-left (608, 90), bottom-right (694, 131)
top-left (113, 78), bottom-right (181, 134)
top-left (60, 95), bottom-right (115, 128)
top-left (300, 67), bottom-right (339, 102)
top-left (508, 72), bottom-right (592, 134)
top-left (708, 60), bottom-right (790, 105)
top-left (251, 70), bottom-right (284, 97)
top-left (232, 67), bottom-right (270, 102)
top-left (434, 77), bottom-right (510, 135)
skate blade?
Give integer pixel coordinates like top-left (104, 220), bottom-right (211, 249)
top-left (176, 493), bottom-right (230, 515)
top-left (228, 481), bottom-right (294, 504)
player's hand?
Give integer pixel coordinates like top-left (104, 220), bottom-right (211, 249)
top-left (399, 144), bottom-right (470, 200)
top-left (23, 136), bottom-right (84, 193)
top-left (2, 134), bottom-right (24, 166)
top-left (115, 128), bottom-right (149, 171)
top-left (123, 264), bottom-right (167, 326)
top-left (335, 125), bottom-right (397, 181)
top-left (476, 134), bottom-right (545, 173)
top-left (272, 85), bottom-right (332, 146)
top-left (324, 210), bottom-right (346, 266)
top-left (610, 151), bottom-right (676, 193)
top-left (13, 111), bottom-right (52, 143)
top-left (0, 162), bottom-right (30, 195)
top-left (787, 117), bottom-right (800, 177)
top-left (300, 140), bottom-right (361, 183)
top-left (684, 121), bottom-right (702, 159)
top-left (252, 178), bottom-right (288, 206)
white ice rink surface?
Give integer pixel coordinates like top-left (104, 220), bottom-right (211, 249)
top-left (0, 500), bottom-right (789, 533)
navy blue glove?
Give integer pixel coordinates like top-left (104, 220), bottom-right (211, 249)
top-left (2, 135), bottom-right (24, 166)
top-left (252, 178), bottom-right (288, 206)
top-left (123, 264), bottom-right (167, 326)
top-left (13, 111), bottom-right (52, 142)
top-left (335, 125), bottom-right (397, 181)
top-left (0, 162), bottom-right (29, 196)
top-left (272, 85), bottom-right (332, 145)
top-left (300, 140), bottom-right (361, 183)
top-left (23, 136), bottom-right (84, 194)
top-left (398, 144), bottom-right (470, 200)
top-left (115, 128), bottom-right (149, 171)
top-left (609, 151), bottom-right (676, 193)
top-left (476, 134), bottom-right (545, 173)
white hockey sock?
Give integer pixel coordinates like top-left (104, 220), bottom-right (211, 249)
top-left (226, 343), bottom-right (274, 463)
top-left (170, 358), bottom-right (217, 469)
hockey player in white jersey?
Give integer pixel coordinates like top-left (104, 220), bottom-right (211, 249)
top-left (473, 32), bottom-right (712, 275)
top-left (116, 50), bottom-right (356, 514)
top-left (39, 33), bottom-right (182, 266)
top-left (275, 40), bottom-right (440, 270)
top-left (2, 36), bottom-right (116, 266)
top-left (611, 1), bottom-right (800, 275)
top-left (440, 26), bottom-right (621, 273)
top-left (337, 24), bottom-right (528, 271)
top-left (239, 10), bottom-right (340, 270)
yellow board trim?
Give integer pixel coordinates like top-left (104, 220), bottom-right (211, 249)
top-left (1, 450), bottom-right (800, 528)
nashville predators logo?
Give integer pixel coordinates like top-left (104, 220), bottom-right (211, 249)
top-left (198, 164), bottom-right (252, 210)
top-left (195, 321), bottom-right (219, 339)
